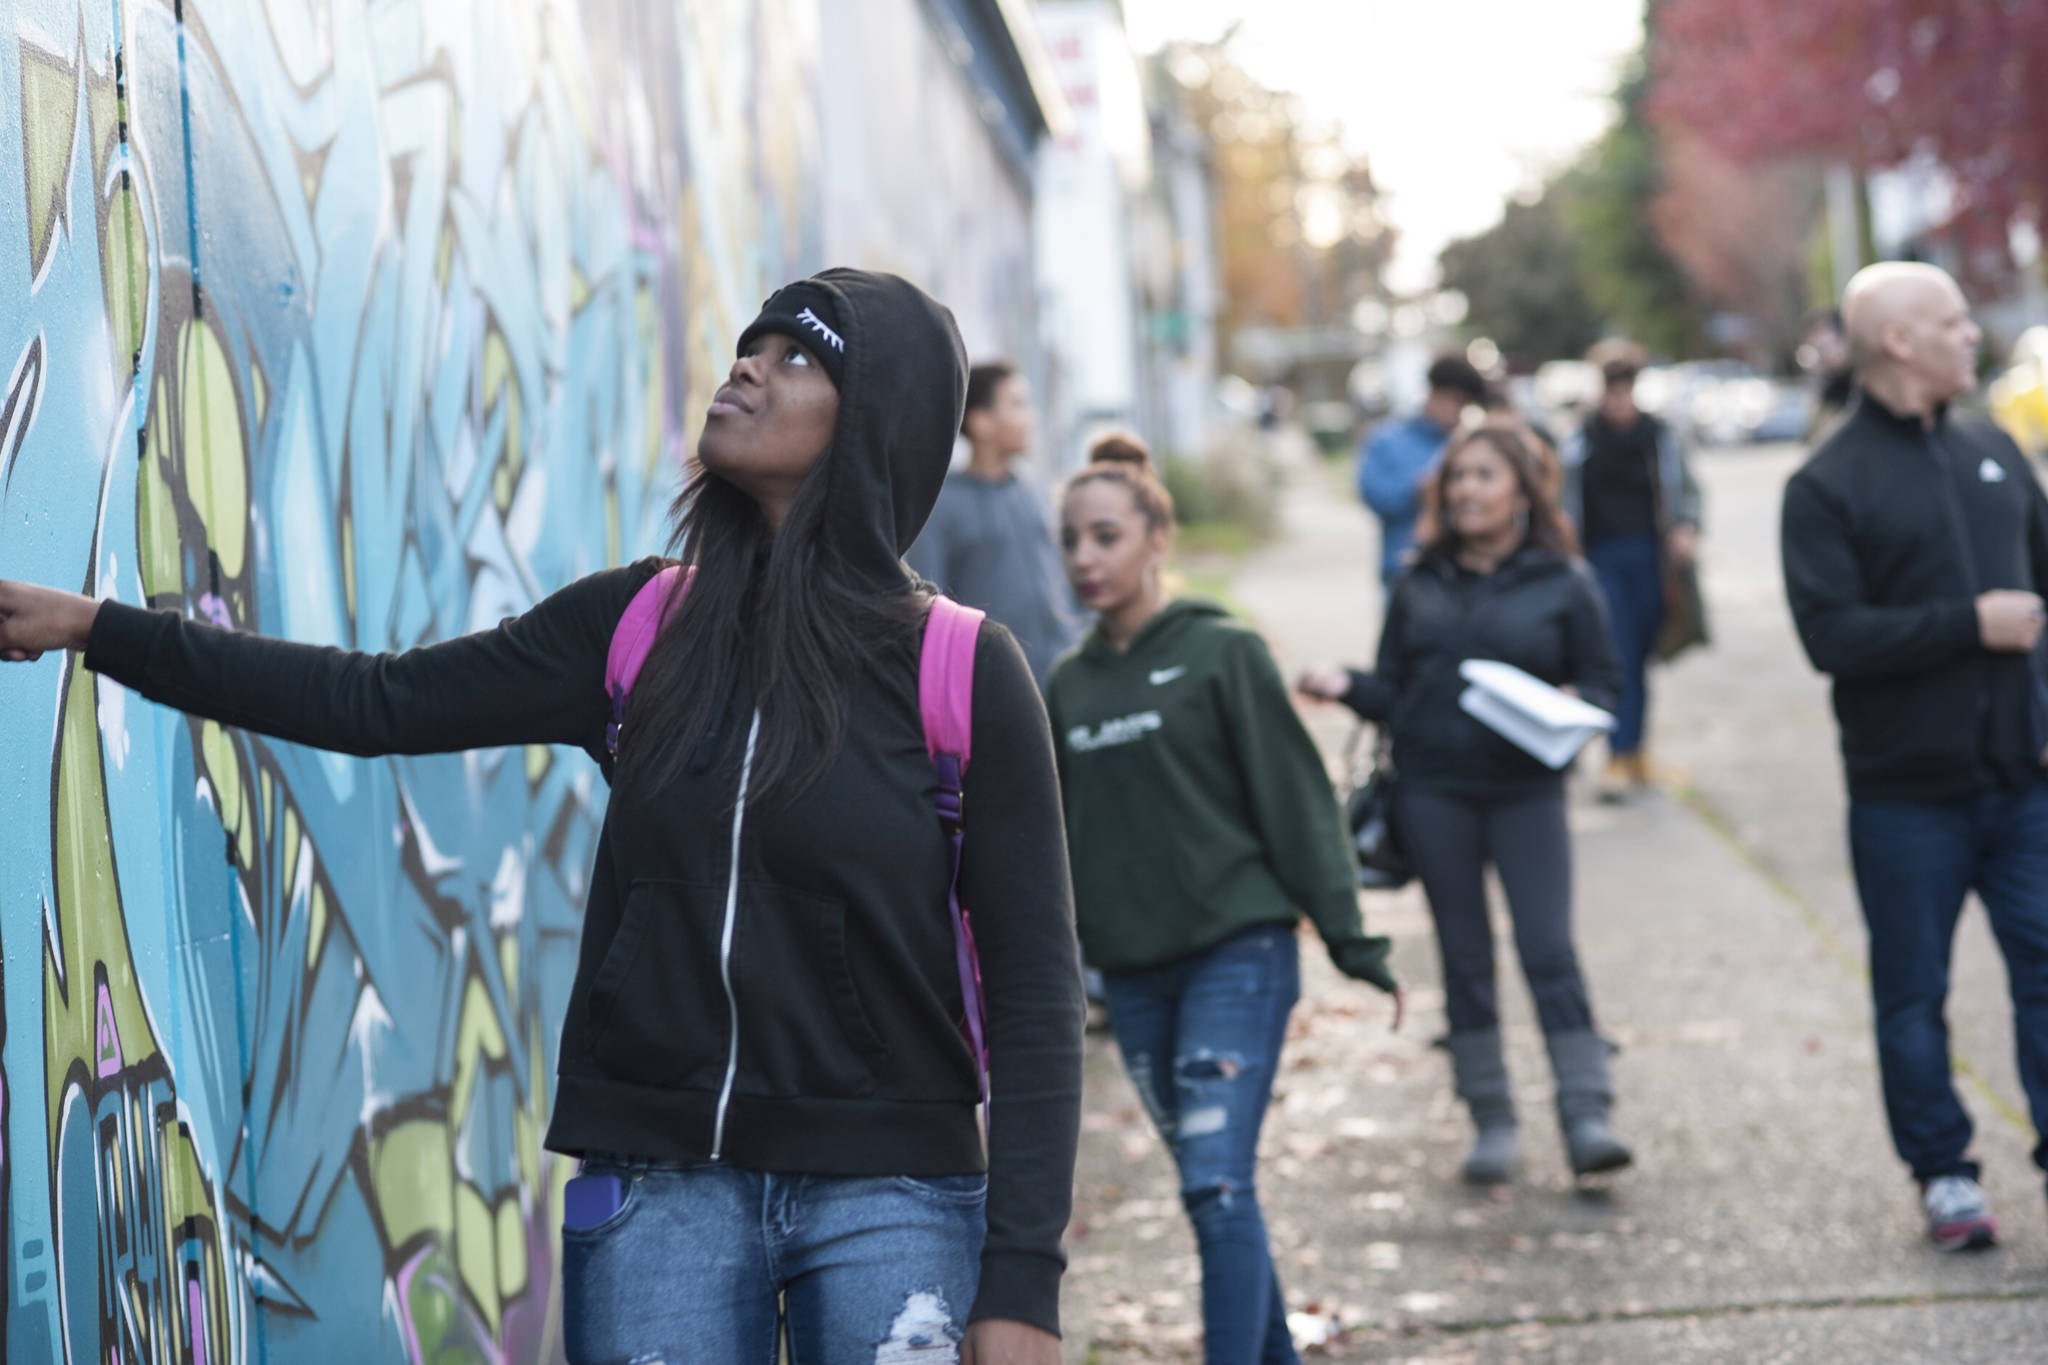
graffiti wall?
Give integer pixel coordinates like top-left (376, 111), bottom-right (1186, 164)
top-left (0, 2), bottom-right (1038, 1362)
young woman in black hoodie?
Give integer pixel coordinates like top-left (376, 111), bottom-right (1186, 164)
top-left (1300, 422), bottom-right (1633, 1186)
top-left (0, 271), bottom-right (1081, 1365)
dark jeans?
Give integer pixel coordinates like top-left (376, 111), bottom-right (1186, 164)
top-left (561, 1161), bottom-right (984, 1363)
top-left (1102, 925), bottom-right (1302, 1365)
top-left (1848, 780), bottom-right (2048, 1183)
top-left (1396, 787), bottom-right (1595, 1037)
top-left (1585, 534), bottom-right (1664, 756)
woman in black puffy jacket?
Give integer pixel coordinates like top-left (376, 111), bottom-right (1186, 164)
top-left (1299, 422), bottom-right (1633, 1187)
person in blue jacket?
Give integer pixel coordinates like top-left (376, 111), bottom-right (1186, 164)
top-left (1357, 354), bottom-right (1491, 587)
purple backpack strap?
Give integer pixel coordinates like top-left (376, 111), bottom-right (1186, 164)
top-left (604, 565), bottom-right (692, 758)
top-left (919, 595), bottom-right (989, 1115)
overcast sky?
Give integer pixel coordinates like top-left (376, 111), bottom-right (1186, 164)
top-left (1121, 0), bottom-right (1646, 294)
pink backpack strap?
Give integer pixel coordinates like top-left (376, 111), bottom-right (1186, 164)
top-left (920, 595), bottom-right (983, 771)
top-left (604, 565), bottom-right (692, 758)
top-left (920, 596), bottom-right (990, 1116)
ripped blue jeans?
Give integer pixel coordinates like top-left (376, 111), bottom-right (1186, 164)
top-left (560, 1159), bottom-right (984, 1364)
top-left (1102, 923), bottom-right (1302, 1365)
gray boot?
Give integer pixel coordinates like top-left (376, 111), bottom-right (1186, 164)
top-left (1447, 1030), bottom-right (1520, 1185)
top-left (1546, 1030), bottom-right (1634, 1176)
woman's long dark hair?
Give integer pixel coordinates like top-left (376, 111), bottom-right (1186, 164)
top-left (1417, 421), bottom-right (1580, 560)
top-left (612, 452), bottom-right (931, 806)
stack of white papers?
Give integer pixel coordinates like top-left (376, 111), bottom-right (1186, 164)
top-left (1457, 659), bottom-right (1615, 769)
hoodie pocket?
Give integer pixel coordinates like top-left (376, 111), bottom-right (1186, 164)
top-left (729, 880), bottom-right (890, 1099)
top-left (581, 880), bottom-right (732, 1090)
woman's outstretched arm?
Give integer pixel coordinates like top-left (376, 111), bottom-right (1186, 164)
top-left (0, 561), bottom-right (661, 758)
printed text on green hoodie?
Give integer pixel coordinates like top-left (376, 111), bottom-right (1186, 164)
top-left (1046, 599), bottom-right (1391, 977)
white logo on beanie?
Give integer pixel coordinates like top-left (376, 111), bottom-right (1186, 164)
top-left (796, 307), bottom-right (845, 353)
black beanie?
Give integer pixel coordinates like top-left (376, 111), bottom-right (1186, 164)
top-left (736, 280), bottom-right (850, 389)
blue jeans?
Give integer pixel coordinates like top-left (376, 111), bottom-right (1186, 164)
top-left (1101, 924), bottom-right (1302, 1365)
top-left (1585, 535), bottom-right (1665, 756)
top-left (1849, 781), bottom-right (2048, 1183)
top-left (561, 1160), bottom-right (985, 1364)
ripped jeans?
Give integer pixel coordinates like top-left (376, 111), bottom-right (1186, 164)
top-left (1101, 923), bottom-right (1302, 1365)
top-left (561, 1159), bottom-right (984, 1364)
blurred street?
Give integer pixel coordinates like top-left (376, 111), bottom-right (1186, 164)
top-left (1060, 441), bottom-right (2048, 1363)
top-left (12, 3), bottom-right (2048, 1360)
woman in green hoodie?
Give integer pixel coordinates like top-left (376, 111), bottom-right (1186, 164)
top-left (1047, 434), bottom-right (1402, 1365)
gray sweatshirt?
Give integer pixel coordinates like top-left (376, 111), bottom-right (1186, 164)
top-left (906, 469), bottom-right (1082, 687)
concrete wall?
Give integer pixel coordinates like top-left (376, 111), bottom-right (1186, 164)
top-left (1032, 0), bottom-right (1153, 466)
top-left (820, 0), bottom-right (1039, 368)
top-left (0, 3), bottom-right (1035, 1362)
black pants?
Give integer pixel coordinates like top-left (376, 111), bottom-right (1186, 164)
top-left (1396, 786), bottom-right (1595, 1036)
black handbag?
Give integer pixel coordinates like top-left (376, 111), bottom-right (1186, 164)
top-left (1343, 726), bottom-right (1411, 890)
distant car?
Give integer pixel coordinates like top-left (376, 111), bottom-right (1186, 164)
top-left (1747, 383), bottom-right (1814, 444)
top-left (1532, 360), bottom-right (1600, 422)
top-left (1690, 375), bottom-right (1772, 446)
top-left (1632, 365), bottom-right (1685, 419)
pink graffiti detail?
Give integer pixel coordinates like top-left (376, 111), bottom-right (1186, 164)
top-left (197, 594), bottom-right (234, 629)
top-left (188, 1279), bottom-right (209, 1365)
top-left (95, 981), bottom-right (123, 1079)
top-left (392, 1243), bottom-right (435, 1365)
top-left (430, 1268), bottom-right (510, 1365)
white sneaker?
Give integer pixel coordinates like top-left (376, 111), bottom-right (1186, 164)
top-left (1922, 1174), bottom-right (1997, 1251)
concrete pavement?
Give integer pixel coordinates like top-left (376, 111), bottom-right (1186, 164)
top-left (1057, 446), bottom-right (2048, 1363)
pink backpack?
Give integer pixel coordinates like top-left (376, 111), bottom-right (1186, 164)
top-left (601, 565), bottom-right (990, 1107)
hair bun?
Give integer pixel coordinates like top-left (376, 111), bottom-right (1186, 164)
top-left (1087, 431), bottom-right (1152, 470)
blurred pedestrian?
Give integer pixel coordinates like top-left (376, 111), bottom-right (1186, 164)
top-left (1560, 343), bottom-right (1702, 798)
top-left (1301, 423), bottom-right (1633, 1185)
top-left (1412, 415), bottom-right (1563, 551)
top-left (1800, 307), bottom-right (1857, 437)
top-left (1048, 432), bottom-right (1402, 1364)
top-left (0, 271), bottom-right (1081, 1363)
top-left (1781, 261), bottom-right (2048, 1253)
top-left (1357, 354), bottom-right (1490, 588)
top-left (908, 359), bottom-right (1083, 687)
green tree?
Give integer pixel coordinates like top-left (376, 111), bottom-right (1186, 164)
top-left (1439, 187), bottom-right (1601, 368)
top-left (1566, 59), bottom-right (1707, 357)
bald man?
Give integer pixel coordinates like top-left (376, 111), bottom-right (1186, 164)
top-left (1782, 262), bottom-right (2048, 1252)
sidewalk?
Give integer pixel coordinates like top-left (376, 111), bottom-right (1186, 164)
top-left (1057, 452), bottom-right (2047, 1363)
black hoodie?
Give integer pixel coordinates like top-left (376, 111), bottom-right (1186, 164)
top-left (1782, 392), bottom-right (2048, 802)
top-left (1340, 545), bottom-right (1623, 796)
top-left (83, 270), bottom-right (1085, 1334)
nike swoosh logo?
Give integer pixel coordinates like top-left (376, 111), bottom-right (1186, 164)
top-left (1149, 666), bottom-right (1187, 686)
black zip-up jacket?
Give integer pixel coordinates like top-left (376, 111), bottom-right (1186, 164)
top-left (1781, 392), bottom-right (2048, 802)
top-left (83, 270), bottom-right (1085, 1335)
top-left (1338, 545), bottom-right (1622, 797)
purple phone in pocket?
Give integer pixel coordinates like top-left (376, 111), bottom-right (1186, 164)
top-left (564, 1172), bottom-right (627, 1230)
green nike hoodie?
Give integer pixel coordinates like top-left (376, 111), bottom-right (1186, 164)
top-left (1046, 598), bottom-right (1394, 980)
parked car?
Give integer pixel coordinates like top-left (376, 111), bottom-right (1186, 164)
top-left (1747, 382), bottom-right (1815, 444)
top-left (1531, 359), bottom-right (1600, 425)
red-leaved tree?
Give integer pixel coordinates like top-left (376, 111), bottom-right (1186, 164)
top-left (1651, 130), bottom-right (1820, 358)
top-left (1652, 0), bottom-right (2048, 256)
